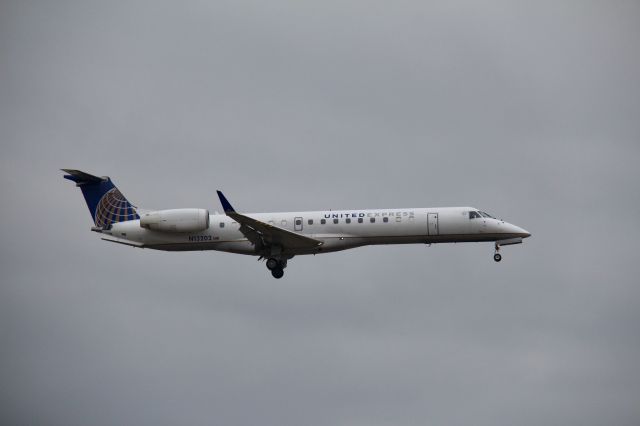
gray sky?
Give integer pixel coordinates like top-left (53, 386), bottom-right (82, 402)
top-left (1, 1), bottom-right (640, 425)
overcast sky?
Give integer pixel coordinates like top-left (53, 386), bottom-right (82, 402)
top-left (1, 1), bottom-right (640, 425)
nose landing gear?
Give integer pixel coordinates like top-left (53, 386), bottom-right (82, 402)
top-left (493, 243), bottom-right (502, 262)
top-left (266, 257), bottom-right (287, 279)
top-left (492, 237), bottom-right (523, 262)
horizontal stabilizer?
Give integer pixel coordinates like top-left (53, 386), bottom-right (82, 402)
top-left (61, 169), bottom-right (105, 184)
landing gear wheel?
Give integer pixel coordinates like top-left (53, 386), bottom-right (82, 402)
top-left (271, 268), bottom-right (284, 279)
top-left (494, 253), bottom-right (502, 262)
top-left (266, 258), bottom-right (279, 270)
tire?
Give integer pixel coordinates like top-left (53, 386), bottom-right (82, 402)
top-left (271, 268), bottom-right (284, 279)
top-left (266, 258), bottom-right (279, 270)
top-left (494, 253), bottom-right (502, 262)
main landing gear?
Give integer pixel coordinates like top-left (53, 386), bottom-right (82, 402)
top-left (265, 257), bottom-right (287, 279)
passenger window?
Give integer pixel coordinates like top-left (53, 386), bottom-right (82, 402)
top-left (321, 219), bottom-right (326, 225)
top-left (370, 217), bottom-right (375, 223)
top-left (358, 218), bottom-right (363, 223)
top-left (220, 222), bottom-right (225, 228)
top-left (281, 220), bottom-right (287, 226)
top-left (346, 218), bottom-right (351, 224)
top-left (308, 219), bottom-right (313, 225)
top-left (333, 218), bottom-right (339, 224)
top-left (396, 216), bottom-right (401, 222)
top-left (383, 217), bottom-right (389, 223)
top-left (295, 219), bottom-right (302, 225)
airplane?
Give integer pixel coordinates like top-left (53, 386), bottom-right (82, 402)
top-left (62, 169), bottom-right (531, 278)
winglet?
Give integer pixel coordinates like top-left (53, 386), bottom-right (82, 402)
top-left (216, 191), bottom-right (236, 214)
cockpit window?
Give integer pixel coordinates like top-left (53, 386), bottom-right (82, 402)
top-left (479, 211), bottom-right (495, 219)
top-left (469, 211), bottom-right (481, 219)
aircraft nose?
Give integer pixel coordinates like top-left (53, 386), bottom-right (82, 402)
top-left (514, 225), bottom-right (531, 238)
top-left (501, 222), bottom-right (530, 238)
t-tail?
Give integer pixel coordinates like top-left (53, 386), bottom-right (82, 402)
top-left (62, 169), bottom-right (139, 229)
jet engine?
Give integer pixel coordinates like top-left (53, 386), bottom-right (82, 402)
top-left (140, 209), bottom-right (210, 233)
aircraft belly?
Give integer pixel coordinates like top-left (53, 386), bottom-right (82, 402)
top-left (312, 233), bottom-right (507, 252)
top-left (424, 233), bottom-right (508, 243)
top-left (315, 237), bottom-right (367, 252)
top-left (144, 240), bottom-right (256, 254)
top-left (312, 235), bottom-right (428, 253)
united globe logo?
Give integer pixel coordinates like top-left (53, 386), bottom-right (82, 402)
top-left (94, 188), bottom-right (138, 228)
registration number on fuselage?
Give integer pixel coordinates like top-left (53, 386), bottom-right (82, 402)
top-left (188, 235), bottom-right (216, 242)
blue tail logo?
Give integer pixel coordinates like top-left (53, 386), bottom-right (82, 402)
top-left (62, 169), bottom-right (139, 228)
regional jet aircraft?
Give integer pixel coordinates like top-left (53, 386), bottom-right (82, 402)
top-left (62, 169), bottom-right (531, 278)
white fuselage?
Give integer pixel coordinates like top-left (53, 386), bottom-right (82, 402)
top-left (104, 206), bottom-right (530, 257)
top-left (62, 169), bottom-right (531, 277)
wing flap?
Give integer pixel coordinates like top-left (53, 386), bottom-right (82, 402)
top-left (229, 211), bottom-right (322, 249)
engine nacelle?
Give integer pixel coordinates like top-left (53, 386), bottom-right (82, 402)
top-left (140, 209), bottom-right (210, 233)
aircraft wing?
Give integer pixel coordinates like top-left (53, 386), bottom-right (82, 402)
top-left (216, 191), bottom-right (323, 250)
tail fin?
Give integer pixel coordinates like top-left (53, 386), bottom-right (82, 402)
top-left (62, 169), bottom-right (139, 228)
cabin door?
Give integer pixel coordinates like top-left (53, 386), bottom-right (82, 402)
top-left (294, 217), bottom-right (303, 231)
